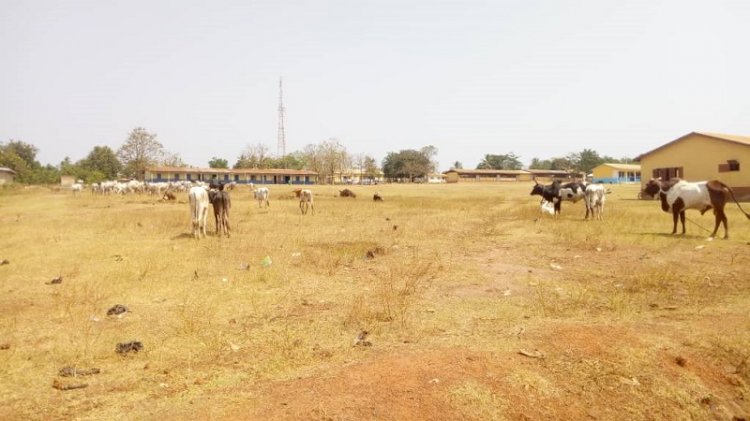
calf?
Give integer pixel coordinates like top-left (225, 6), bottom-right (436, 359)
top-left (208, 184), bottom-right (231, 237)
top-left (642, 178), bottom-right (750, 239)
top-left (188, 186), bottom-right (209, 239)
top-left (373, 192), bottom-right (383, 202)
top-left (299, 189), bottom-right (314, 215)
top-left (584, 184), bottom-right (606, 220)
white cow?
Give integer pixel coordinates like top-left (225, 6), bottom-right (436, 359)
top-left (188, 186), bottom-right (209, 239)
top-left (299, 189), bottom-right (314, 215)
top-left (584, 184), bottom-right (606, 220)
top-left (251, 184), bottom-right (270, 208)
top-left (71, 183), bottom-right (84, 195)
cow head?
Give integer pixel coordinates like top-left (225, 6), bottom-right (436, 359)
top-left (530, 183), bottom-right (544, 196)
top-left (642, 179), bottom-right (661, 197)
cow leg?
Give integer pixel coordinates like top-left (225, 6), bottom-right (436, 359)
top-left (680, 211), bottom-right (686, 235)
top-left (713, 207), bottom-right (729, 239)
top-left (671, 210), bottom-right (679, 235)
top-left (554, 201), bottom-right (561, 216)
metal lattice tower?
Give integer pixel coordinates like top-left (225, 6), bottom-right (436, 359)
top-left (277, 78), bottom-right (286, 157)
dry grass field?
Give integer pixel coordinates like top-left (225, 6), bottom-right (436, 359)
top-left (1, 182), bottom-right (749, 420)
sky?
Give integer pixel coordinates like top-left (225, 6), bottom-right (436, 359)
top-left (2, 0), bottom-right (750, 170)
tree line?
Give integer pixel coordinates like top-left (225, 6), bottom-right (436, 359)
top-left (453, 149), bottom-right (634, 174)
top-left (2, 126), bottom-right (634, 185)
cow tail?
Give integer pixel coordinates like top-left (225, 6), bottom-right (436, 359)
top-left (721, 182), bottom-right (750, 219)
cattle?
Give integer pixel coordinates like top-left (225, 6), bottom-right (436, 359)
top-left (540, 199), bottom-right (555, 215)
top-left (299, 189), bottom-right (314, 215)
top-left (642, 178), bottom-right (750, 239)
top-left (339, 188), bottom-right (356, 198)
top-left (163, 190), bottom-right (177, 201)
top-left (188, 186), bottom-right (209, 239)
top-left (250, 183), bottom-right (270, 208)
top-left (584, 184), bottom-right (606, 220)
top-left (373, 192), bottom-right (383, 202)
top-left (71, 183), bottom-right (84, 195)
top-left (530, 180), bottom-right (589, 217)
top-left (530, 180), bottom-right (562, 215)
top-left (208, 184), bottom-right (231, 237)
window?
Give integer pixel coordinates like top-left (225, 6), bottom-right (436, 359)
top-left (234, 175), bottom-right (239, 181)
top-left (719, 160), bottom-right (740, 172)
top-left (187, 174), bottom-right (192, 180)
top-left (652, 167), bottom-right (683, 180)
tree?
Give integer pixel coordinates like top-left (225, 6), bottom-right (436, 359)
top-left (529, 157), bottom-right (552, 170)
top-left (577, 149), bottom-right (603, 173)
top-left (363, 155), bottom-right (380, 180)
top-left (452, 161), bottom-right (463, 169)
top-left (117, 127), bottom-right (164, 180)
top-left (476, 153), bottom-right (522, 170)
top-left (268, 152), bottom-right (305, 170)
top-left (234, 143), bottom-right (271, 169)
top-left (382, 149), bottom-right (431, 181)
top-left (208, 157), bottom-right (229, 169)
top-left (420, 145), bottom-right (439, 173)
top-left (161, 151), bottom-right (186, 167)
top-left (0, 139), bottom-right (60, 184)
top-left (299, 139), bottom-right (350, 183)
top-left (79, 146), bottom-right (121, 179)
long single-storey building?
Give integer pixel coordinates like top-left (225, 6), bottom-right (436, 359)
top-left (442, 169), bottom-right (581, 183)
top-left (144, 167), bottom-right (318, 185)
top-left (636, 131), bottom-right (750, 200)
top-left (0, 167), bottom-right (16, 185)
top-left (591, 163), bottom-right (641, 184)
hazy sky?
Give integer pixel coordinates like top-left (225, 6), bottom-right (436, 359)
top-left (2, 0), bottom-right (749, 170)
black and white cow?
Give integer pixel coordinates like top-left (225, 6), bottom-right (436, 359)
top-left (530, 180), bottom-right (588, 217)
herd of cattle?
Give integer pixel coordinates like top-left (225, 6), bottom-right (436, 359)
top-left (68, 176), bottom-right (750, 240)
top-left (531, 178), bottom-right (750, 238)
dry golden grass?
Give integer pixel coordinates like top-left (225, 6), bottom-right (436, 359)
top-left (1, 182), bottom-right (749, 420)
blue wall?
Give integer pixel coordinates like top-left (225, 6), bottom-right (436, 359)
top-left (592, 176), bottom-right (641, 184)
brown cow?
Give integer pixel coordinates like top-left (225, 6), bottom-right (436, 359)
top-left (339, 188), bottom-right (356, 198)
top-left (208, 184), bottom-right (231, 237)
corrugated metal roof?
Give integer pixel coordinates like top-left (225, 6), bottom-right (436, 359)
top-left (596, 163), bottom-right (641, 171)
top-left (147, 166), bottom-right (318, 175)
top-left (636, 131), bottom-right (750, 161)
top-left (0, 167), bottom-right (17, 174)
top-left (526, 169), bottom-right (574, 175)
top-left (442, 169), bottom-right (530, 175)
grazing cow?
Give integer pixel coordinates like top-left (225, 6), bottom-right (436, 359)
top-left (339, 188), bottom-right (356, 198)
top-left (373, 192), bottom-right (383, 202)
top-left (71, 183), bottom-right (84, 195)
top-left (188, 186), bottom-right (209, 239)
top-left (208, 184), bottom-right (231, 237)
top-left (163, 190), bottom-right (177, 201)
top-left (584, 184), bottom-right (606, 220)
top-left (642, 178), bottom-right (750, 239)
top-left (299, 189), bottom-right (314, 215)
top-left (250, 183), bottom-right (270, 208)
